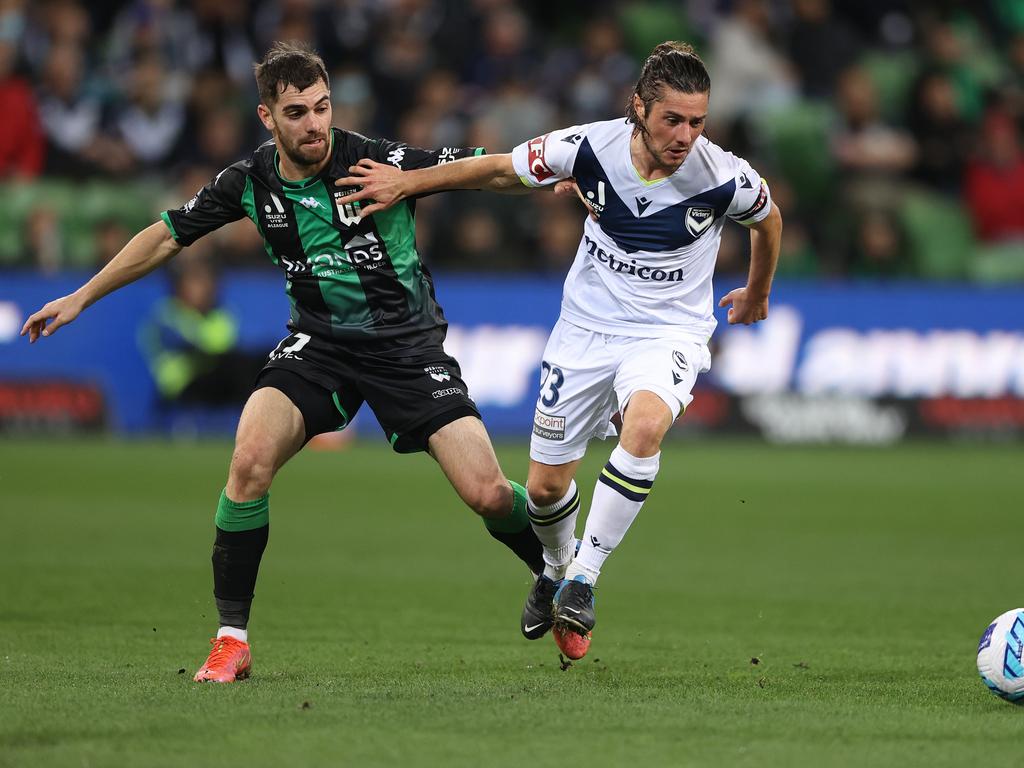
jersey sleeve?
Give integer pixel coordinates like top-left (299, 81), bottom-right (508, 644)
top-left (726, 158), bottom-right (772, 226)
top-left (161, 165), bottom-right (247, 246)
top-left (510, 125), bottom-right (586, 188)
top-left (368, 139), bottom-right (486, 171)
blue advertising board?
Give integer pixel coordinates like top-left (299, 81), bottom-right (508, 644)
top-left (2, 272), bottom-right (1023, 441)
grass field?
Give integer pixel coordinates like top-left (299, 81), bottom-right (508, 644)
top-left (1, 437), bottom-right (1022, 767)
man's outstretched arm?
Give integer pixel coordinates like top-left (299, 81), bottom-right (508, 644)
top-left (21, 221), bottom-right (182, 342)
top-left (335, 154), bottom-right (524, 217)
top-left (717, 202), bottom-right (783, 325)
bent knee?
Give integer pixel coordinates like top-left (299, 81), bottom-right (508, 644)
top-left (465, 481), bottom-right (511, 519)
top-left (228, 442), bottom-right (278, 498)
top-left (526, 479), bottom-right (572, 508)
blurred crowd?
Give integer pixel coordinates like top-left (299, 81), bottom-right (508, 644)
top-left (2, 0), bottom-right (1024, 281)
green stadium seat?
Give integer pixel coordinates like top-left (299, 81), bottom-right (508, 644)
top-left (755, 102), bottom-right (835, 212)
top-left (860, 50), bottom-right (919, 124)
top-left (899, 189), bottom-right (974, 279)
top-left (969, 241), bottom-right (1024, 284)
top-left (0, 179), bottom-right (162, 270)
top-left (619, 3), bottom-right (695, 62)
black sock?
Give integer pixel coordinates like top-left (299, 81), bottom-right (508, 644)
top-left (487, 526), bottom-right (545, 575)
top-left (212, 525), bottom-right (269, 629)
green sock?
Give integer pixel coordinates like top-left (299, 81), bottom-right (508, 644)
top-left (215, 489), bottom-right (270, 532)
top-left (483, 480), bottom-right (529, 533)
top-left (484, 481), bottom-right (544, 573)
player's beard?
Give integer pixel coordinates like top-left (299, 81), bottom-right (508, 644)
top-left (638, 120), bottom-right (688, 174)
top-left (280, 132), bottom-right (330, 171)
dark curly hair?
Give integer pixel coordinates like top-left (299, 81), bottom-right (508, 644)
top-left (626, 42), bottom-right (711, 134)
top-left (253, 41), bottom-right (329, 106)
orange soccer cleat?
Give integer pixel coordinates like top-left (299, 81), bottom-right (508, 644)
top-left (193, 636), bottom-right (252, 683)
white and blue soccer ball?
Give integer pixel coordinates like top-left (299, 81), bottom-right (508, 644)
top-left (977, 608), bottom-right (1024, 703)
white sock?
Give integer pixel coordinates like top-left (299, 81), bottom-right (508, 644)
top-left (527, 480), bottom-right (581, 581)
top-left (567, 445), bottom-right (660, 586)
top-left (217, 626), bottom-right (248, 643)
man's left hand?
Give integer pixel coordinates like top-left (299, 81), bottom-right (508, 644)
top-left (718, 287), bottom-right (769, 325)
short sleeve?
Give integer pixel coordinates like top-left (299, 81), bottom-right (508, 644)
top-left (726, 159), bottom-right (772, 225)
top-left (161, 165), bottom-right (247, 246)
top-left (511, 125), bottom-right (587, 188)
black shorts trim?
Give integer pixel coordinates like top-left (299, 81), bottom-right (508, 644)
top-left (254, 367), bottom-right (357, 444)
top-left (392, 404), bottom-right (480, 454)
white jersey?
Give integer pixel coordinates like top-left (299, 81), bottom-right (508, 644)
top-left (511, 119), bottom-right (772, 343)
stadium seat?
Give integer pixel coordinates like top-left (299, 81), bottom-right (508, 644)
top-left (755, 102), bottom-right (835, 211)
top-left (899, 189), bottom-right (974, 280)
top-left (619, 3), bottom-right (696, 61)
top-left (860, 51), bottom-right (919, 124)
top-left (969, 241), bottom-right (1024, 283)
top-left (0, 180), bottom-right (161, 269)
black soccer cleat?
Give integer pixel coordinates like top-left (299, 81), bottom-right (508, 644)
top-left (521, 574), bottom-right (559, 639)
top-left (552, 575), bottom-right (596, 635)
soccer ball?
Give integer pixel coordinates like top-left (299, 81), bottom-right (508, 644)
top-left (976, 608), bottom-right (1024, 702)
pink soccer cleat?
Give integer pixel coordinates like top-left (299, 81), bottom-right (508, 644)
top-left (193, 636), bottom-right (252, 683)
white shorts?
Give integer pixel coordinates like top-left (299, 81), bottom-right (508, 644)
top-left (529, 318), bottom-right (711, 464)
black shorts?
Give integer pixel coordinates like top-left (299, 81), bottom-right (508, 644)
top-left (253, 331), bottom-right (480, 453)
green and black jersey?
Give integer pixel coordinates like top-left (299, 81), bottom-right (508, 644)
top-left (161, 128), bottom-right (484, 345)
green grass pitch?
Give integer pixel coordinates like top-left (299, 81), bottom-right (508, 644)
top-left (1, 437), bottom-right (1022, 767)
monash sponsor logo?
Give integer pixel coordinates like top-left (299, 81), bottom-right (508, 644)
top-left (584, 235), bottom-right (683, 282)
top-left (533, 410), bottom-right (565, 441)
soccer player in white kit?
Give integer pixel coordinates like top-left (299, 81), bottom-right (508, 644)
top-left (336, 42), bottom-right (783, 659)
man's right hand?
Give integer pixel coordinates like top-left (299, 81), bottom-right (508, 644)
top-left (21, 294), bottom-right (86, 343)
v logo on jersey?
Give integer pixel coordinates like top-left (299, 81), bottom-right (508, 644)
top-left (684, 206), bottom-right (715, 237)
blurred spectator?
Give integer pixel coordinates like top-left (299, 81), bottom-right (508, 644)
top-left (707, 0), bottom-right (798, 136)
top-left (23, 204), bottom-right (63, 273)
top-left (532, 196), bottom-right (585, 274)
top-left (787, 0), bottom-right (862, 99)
top-left (846, 208), bottom-right (911, 277)
top-left (21, 0), bottom-right (91, 74)
top-left (999, 30), bottom-right (1024, 120)
top-left (918, 16), bottom-right (991, 122)
top-left (138, 253), bottom-right (265, 406)
top-left (963, 109), bottom-right (1024, 242)
top-left (478, 78), bottom-right (558, 150)
top-left (330, 66), bottom-right (376, 138)
top-left (0, 38), bottom-right (44, 178)
top-left (370, 25), bottom-right (434, 136)
top-left (183, 105), bottom-right (247, 170)
top-left (35, 43), bottom-right (104, 178)
top-left (107, 50), bottom-right (187, 172)
top-left (5, 0), bottom-right (1024, 282)
top-left (468, 6), bottom-right (536, 89)
top-left (93, 217), bottom-right (133, 268)
top-left (764, 175), bottom-right (819, 277)
top-left (907, 69), bottom-right (971, 194)
top-left (538, 17), bottom-right (636, 124)
top-left (187, 0), bottom-right (257, 87)
top-left (831, 65), bottom-right (916, 206)
top-left (105, 0), bottom-right (198, 99)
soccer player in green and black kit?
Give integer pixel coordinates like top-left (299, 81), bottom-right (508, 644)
top-left (21, 41), bottom-right (544, 682)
